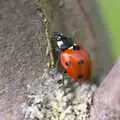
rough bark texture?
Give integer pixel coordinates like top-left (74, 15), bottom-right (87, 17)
top-left (0, 0), bottom-right (47, 119)
top-left (90, 58), bottom-right (120, 120)
top-left (0, 0), bottom-right (112, 120)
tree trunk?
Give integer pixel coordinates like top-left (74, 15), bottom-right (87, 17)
top-left (90, 58), bottom-right (120, 120)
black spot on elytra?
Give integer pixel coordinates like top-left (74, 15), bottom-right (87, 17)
top-left (78, 60), bottom-right (84, 64)
top-left (65, 61), bottom-right (72, 67)
top-left (78, 75), bottom-right (84, 79)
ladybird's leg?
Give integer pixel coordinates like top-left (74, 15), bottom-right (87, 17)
top-left (55, 48), bottom-right (60, 72)
top-left (56, 65), bottom-right (65, 88)
top-left (59, 70), bottom-right (67, 95)
top-left (61, 71), bottom-right (65, 87)
top-left (56, 59), bottom-right (63, 73)
top-left (55, 50), bottom-right (66, 73)
top-left (55, 50), bottom-right (66, 94)
top-left (55, 59), bottom-right (59, 72)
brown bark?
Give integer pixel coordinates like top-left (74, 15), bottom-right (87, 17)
top-left (90, 58), bottom-right (120, 120)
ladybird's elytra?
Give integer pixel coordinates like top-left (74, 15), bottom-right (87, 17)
top-left (60, 45), bottom-right (92, 82)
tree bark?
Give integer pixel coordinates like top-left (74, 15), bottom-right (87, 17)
top-left (90, 58), bottom-right (120, 120)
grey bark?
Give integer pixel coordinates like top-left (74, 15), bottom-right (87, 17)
top-left (0, 0), bottom-right (112, 119)
top-left (0, 0), bottom-right (47, 119)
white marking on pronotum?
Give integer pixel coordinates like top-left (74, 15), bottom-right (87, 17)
top-left (57, 41), bottom-right (64, 48)
top-left (68, 44), bottom-right (76, 49)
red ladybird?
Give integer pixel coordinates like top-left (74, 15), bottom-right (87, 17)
top-left (54, 32), bottom-right (92, 82)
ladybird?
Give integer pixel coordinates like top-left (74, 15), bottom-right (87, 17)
top-left (53, 32), bottom-right (92, 82)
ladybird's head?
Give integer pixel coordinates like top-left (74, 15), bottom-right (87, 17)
top-left (53, 32), bottom-right (73, 51)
